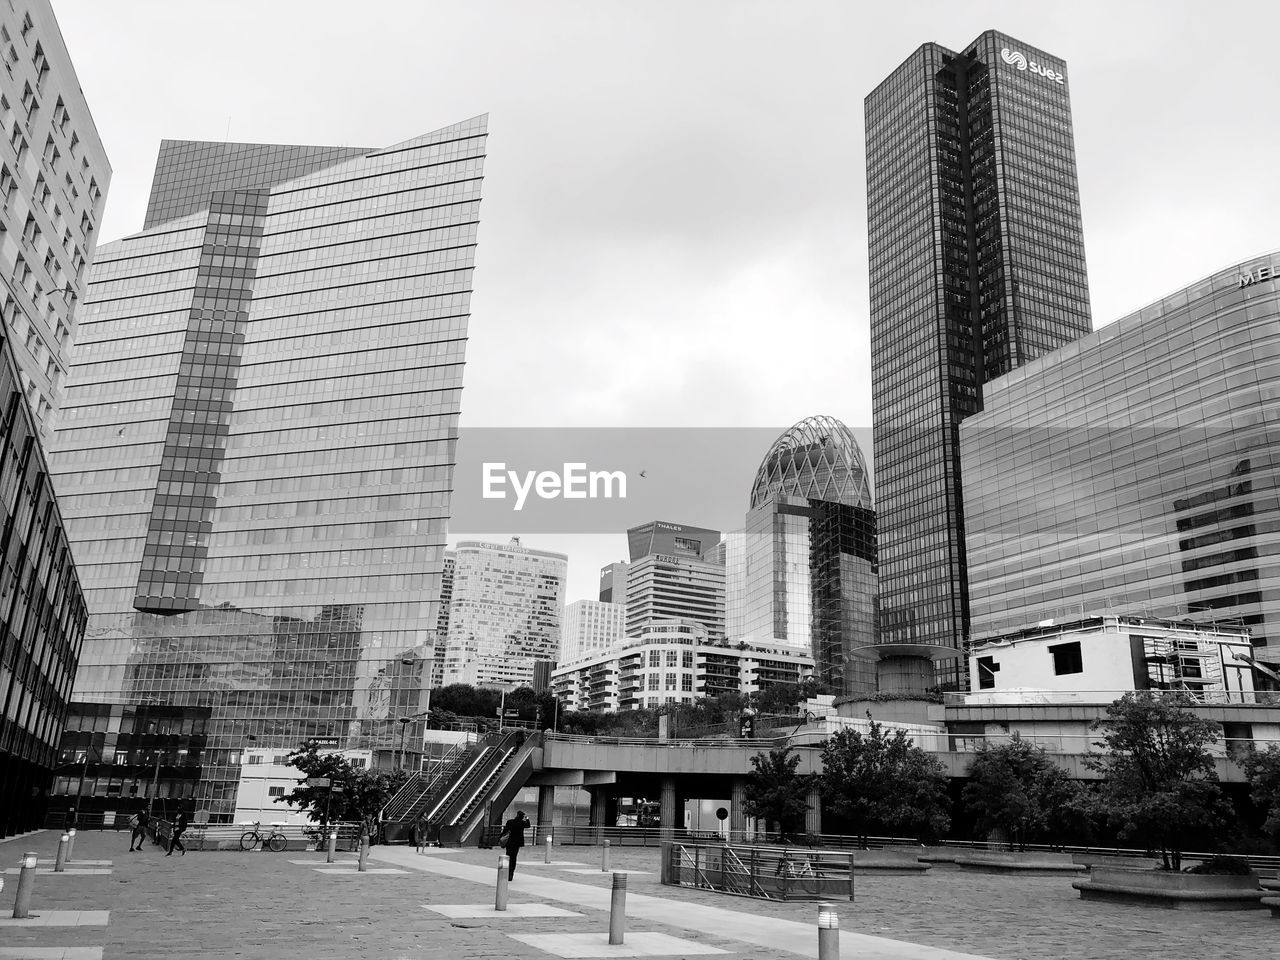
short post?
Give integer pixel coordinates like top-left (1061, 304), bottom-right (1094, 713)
top-left (608, 871), bottom-right (627, 944)
top-left (326, 831), bottom-right (337, 864)
top-left (54, 833), bottom-right (70, 872)
top-left (544, 833), bottom-right (552, 863)
top-left (817, 902), bottom-right (839, 960)
top-left (601, 838), bottom-right (611, 872)
top-left (357, 834), bottom-right (369, 873)
top-left (847, 852), bottom-right (856, 902)
top-left (66, 828), bottom-right (76, 863)
top-left (495, 855), bottom-right (509, 911)
top-left (12, 852), bottom-right (37, 919)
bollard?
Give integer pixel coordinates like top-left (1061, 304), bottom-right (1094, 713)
top-left (54, 833), bottom-right (70, 873)
top-left (495, 855), bottom-right (509, 911)
top-left (817, 902), bottom-right (839, 960)
top-left (66, 828), bottom-right (76, 863)
top-left (12, 852), bottom-right (37, 919)
top-left (608, 871), bottom-right (627, 944)
top-left (326, 831), bottom-right (337, 864)
top-left (601, 838), bottom-right (611, 872)
top-left (357, 835), bottom-right (369, 873)
top-left (544, 834), bottom-right (552, 863)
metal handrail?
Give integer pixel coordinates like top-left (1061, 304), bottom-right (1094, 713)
top-left (948, 689), bottom-right (1280, 706)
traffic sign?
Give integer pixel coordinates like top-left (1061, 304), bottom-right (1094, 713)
top-left (306, 777), bottom-right (331, 788)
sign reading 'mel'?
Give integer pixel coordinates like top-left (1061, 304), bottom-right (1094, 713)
top-left (1239, 264), bottom-right (1278, 288)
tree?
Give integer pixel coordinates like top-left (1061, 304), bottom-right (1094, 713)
top-left (742, 745), bottom-right (813, 841)
top-left (1242, 744), bottom-right (1280, 845)
top-left (1084, 691), bottom-right (1226, 870)
top-left (275, 741), bottom-right (409, 838)
top-left (962, 735), bottom-right (1081, 850)
top-left (820, 722), bottom-right (950, 846)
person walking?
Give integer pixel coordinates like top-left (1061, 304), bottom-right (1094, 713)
top-left (500, 810), bottom-right (530, 881)
top-left (166, 810), bottom-right (188, 856)
top-left (128, 809), bottom-right (149, 852)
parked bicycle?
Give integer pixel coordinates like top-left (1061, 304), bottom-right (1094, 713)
top-left (240, 821), bottom-right (288, 852)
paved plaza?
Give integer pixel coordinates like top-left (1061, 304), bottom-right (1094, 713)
top-left (0, 830), bottom-right (1273, 959)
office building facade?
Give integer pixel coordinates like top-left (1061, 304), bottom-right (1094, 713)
top-left (440, 538), bottom-right (567, 690)
top-left (48, 701), bottom-right (210, 828)
top-left (962, 252), bottom-right (1280, 690)
top-left (0, 0), bottom-right (107, 837)
top-left (48, 118), bottom-right (487, 820)
top-left (598, 560), bottom-right (628, 604)
top-left (726, 416), bottom-right (877, 696)
top-left (561, 598), bottom-right (625, 663)
top-left (624, 551), bottom-right (725, 641)
top-left (866, 31), bottom-right (1091, 684)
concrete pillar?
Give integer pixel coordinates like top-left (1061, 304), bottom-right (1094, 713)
top-left (805, 784), bottom-right (823, 837)
top-left (659, 778), bottom-right (677, 836)
top-left (730, 778), bottom-right (747, 839)
top-left (876, 656), bottom-right (935, 696)
top-left (537, 785), bottom-right (555, 835)
top-left (591, 787), bottom-right (608, 841)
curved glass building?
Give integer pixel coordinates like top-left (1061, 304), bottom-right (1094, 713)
top-left (961, 251), bottom-right (1280, 686)
top-left (749, 415), bottom-right (873, 510)
top-left (727, 415), bottom-right (877, 697)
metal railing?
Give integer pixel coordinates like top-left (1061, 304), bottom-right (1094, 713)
top-left (948, 689), bottom-right (1280, 707)
top-left (144, 818), bottom-right (363, 852)
top-left (662, 841), bottom-right (854, 901)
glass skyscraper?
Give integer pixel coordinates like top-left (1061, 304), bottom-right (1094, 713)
top-left (48, 117), bottom-right (487, 820)
top-left (0, 0), bottom-right (109, 838)
top-left (726, 415), bottom-right (876, 696)
top-left (866, 31), bottom-right (1091, 685)
top-left (962, 252), bottom-right (1280, 684)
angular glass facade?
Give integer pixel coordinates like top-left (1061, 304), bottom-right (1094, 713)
top-left (962, 252), bottom-right (1280, 678)
top-left (866, 31), bottom-right (1091, 678)
top-left (727, 416), bottom-right (877, 696)
top-left (440, 538), bottom-right (566, 689)
top-left (48, 117), bottom-right (487, 820)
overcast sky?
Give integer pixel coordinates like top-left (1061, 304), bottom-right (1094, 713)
top-left (54, 0), bottom-right (1280, 602)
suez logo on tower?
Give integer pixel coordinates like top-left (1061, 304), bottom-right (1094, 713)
top-left (1000, 48), bottom-right (1065, 85)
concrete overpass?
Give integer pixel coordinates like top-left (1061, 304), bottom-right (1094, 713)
top-left (522, 730), bottom-right (1248, 836)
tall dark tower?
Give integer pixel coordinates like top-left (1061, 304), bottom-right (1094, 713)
top-left (866, 31), bottom-right (1092, 691)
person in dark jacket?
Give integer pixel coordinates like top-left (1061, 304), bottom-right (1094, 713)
top-left (501, 811), bottom-right (530, 880)
top-left (166, 811), bottom-right (188, 856)
top-left (128, 809), bottom-right (150, 852)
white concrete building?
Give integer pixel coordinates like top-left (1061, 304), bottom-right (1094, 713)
top-left (551, 620), bottom-right (813, 712)
top-left (233, 748), bottom-right (372, 826)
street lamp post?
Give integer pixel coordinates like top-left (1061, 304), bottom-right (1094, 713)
top-left (396, 709), bottom-right (432, 771)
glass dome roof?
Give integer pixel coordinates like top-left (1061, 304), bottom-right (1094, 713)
top-left (748, 415), bottom-right (872, 509)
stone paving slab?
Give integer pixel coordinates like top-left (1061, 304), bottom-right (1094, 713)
top-left (0, 949), bottom-right (104, 959)
top-left (428, 903), bottom-right (583, 918)
top-left (36, 860), bottom-right (113, 866)
top-left (522, 860), bottom-right (588, 867)
top-left (0, 910), bottom-right (109, 926)
top-left (311, 866), bottom-right (408, 874)
top-left (511, 931), bottom-right (729, 957)
top-left (2, 868), bottom-right (113, 875)
top-left (561, 868), bottom-right (651, 876)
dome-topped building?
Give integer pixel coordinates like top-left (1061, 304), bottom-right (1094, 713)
top-left (749, 415), bottom-right (873, 510)
top-left (727, 416), bottom-right (878, 698)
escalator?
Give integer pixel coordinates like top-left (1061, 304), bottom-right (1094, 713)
top-left (438, 731), bottom-right (541, 846)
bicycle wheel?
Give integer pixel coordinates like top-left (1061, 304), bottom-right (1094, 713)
top-left (268, 832), bottom-right (288, 853)
top-left (239, 831), bottom-right (260, 851)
